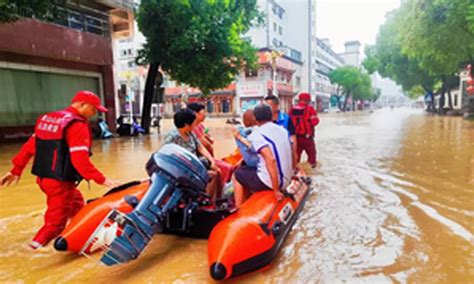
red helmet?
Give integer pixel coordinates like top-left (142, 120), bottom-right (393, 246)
top-left (298, 92), bottom-right (311, 101)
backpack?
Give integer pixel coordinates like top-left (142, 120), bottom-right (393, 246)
top-left (290, 105), bottom-right (313, 136)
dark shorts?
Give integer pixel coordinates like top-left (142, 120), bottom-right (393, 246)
top-left (234, 166), bottom-right (272, 193)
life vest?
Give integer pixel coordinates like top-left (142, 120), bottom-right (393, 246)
top-left (290, 105), bottom-right (313, 137)
top-left (31, 110), bottom-right (88, 181)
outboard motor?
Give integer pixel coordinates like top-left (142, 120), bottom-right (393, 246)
top-left (101, 144), bottom-right (209, 266)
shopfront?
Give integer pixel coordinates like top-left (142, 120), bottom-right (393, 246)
top-left (236, 81), bottom-right (266, 113)
top-left (164, 85), bottom-right (236, 117)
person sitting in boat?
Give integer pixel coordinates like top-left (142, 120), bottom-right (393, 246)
top-left (187, 102), bottom-right (234, 190)
top-left (232, 109), bottom-right (259, 168)
top-left (187, 102), bottom-right (214, 155)
top-left (163, 108), bottom-right (221, 200)
top-left (232, 104), bottom-right (293, 208)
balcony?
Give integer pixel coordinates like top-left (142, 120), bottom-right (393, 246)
top-left (267, 81), bottom-right (294, 95)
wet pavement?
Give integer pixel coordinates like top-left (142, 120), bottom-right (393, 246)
top-left (0, 108), bottom-right (473, 283)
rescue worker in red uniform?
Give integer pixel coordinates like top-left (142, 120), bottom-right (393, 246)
top-left (289, 92), bottom-right (320, 168)
top-left (0, 91), bottom-right (118, 250)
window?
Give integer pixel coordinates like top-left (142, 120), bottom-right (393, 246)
top-left (272, 38), bottom-right (278, 46)
top-left (245, 67), bottom-right (258, 78)
top-left (273, 4), bottom-right (284, 19)
top-left (127, 61), bottom-right (135, 68)
top-left (290, 49), bottom-right (302, 62)
top-left (120, 49), bottom-right (127, 57)
top-left (279, 26), bottom-right (283, 35)
top-left (54, 6), bottom-right (109, 36)
top-left (454, 93), bottom-right (458, 107)
top-left (85, 15), bottom-right (102, 34)
top-left (277, 7), bottom-right (284, 19)
top-left (221, 100), bottom-right (230, 113)
top-left (207, 100), bottom-right (214, 113)
top-left (68, 11), bottom-right (83, 30)
top-left (273, 22), bottom-right (277, 32)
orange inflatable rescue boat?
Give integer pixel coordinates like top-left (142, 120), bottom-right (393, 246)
top-left (54, 180), bottom-right (150, 254)
top-left (208, 172), bottom-right (311, 280)
top-left (54, 146), bottom-right (241, 255)
top-left (53, 145), bottom-right (312, 281)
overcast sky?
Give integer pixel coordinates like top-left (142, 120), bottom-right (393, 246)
top-left (316, 0), bottom-right (400, 53)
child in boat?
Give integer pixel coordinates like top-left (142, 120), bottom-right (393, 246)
top-left (233, 109), bottom-right (259, 168)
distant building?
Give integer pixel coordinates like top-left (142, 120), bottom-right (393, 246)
top-left (315, 38), bottom-right (345, 112)
top-left (339, 41), bottom-right (361, 67)
top-left (0, 0), bottom-right (134, 141)
top-left (244, 0), bottom-right (318, 104)
top-left (338, 40), bottom-right (405, 109)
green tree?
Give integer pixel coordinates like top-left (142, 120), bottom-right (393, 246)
top-left (401, 0), bottom-right (473, 75)
top-left (407, 85), bottom-right (425, 99)
top-left (0, 0), bottom-right (57, 22)
top-left (399, 0), bottom-right (474, 112)
top-left (329, 66), bottom-right (373, 111)
top-left (362, 8), bottom-right (437, 111)
top-left (468, 3), bottom-right (474, 34)
top-left (136, 0), bottom-right (262, 132)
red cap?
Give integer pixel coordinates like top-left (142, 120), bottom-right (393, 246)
top-left (72, 91), bottom-right (107, 112)
top-left (299, 92), bottom-right (311, 101)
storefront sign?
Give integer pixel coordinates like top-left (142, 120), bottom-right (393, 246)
top-left (237, 82), bottom-right (266, 98)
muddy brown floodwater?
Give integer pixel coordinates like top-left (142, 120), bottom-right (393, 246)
top-left (0, 108), bottom-right (473, 283)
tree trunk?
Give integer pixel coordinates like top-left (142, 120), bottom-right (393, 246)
top-left (439, 81), bottom-right (446, 114)
top-left (141, 62), bottom-right (160, 133)
top-left (443, 75), bottom-right (454, 111)
top-left (343, 91), bottom-right (349, 112)
top-left (447, 88), bottom-right (454, 111)
top-left (351, 95), bottom-right (355, 111)
top-left (447, 86), bottom-right (453, 111)
top-left (336, 86), bottom-right (341, 110)
top-left (338, 89), bottom-right (344, 111)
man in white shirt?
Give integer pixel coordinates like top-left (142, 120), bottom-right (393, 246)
top-left (233, 104), bottom-right (293, 207)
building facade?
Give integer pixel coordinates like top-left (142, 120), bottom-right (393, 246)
top-left (112, 0), bottom-right (317, 118)
top-left (439, 67), bottom-right (473, 113)
top-left (236, 49), bottom-right (301, 114)
top-left (315, 38), bottom-right (345, 111)
top-left (161, 49), bottom-right (301, 117)
top-left (339, 41), bottom-right (361, 67)
top-left (245, 0), bottom-right (317, 103)
top-left (0, 0), bottom-right (134, 141)
top-left (112, 21), bottom-right (150, 120)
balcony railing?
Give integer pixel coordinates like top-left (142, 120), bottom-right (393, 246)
top-left (95, 0), bottom-right (135, 11)
top-left (54, 6), bottom-right (110, 37)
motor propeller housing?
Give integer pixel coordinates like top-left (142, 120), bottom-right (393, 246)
top-left (101, 144), bottom-right (210, 266)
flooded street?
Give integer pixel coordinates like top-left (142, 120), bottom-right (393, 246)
top-left (0, 108), bottom-right (473, 283)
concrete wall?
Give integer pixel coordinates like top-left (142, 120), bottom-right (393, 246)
top-left (0, 19), bottom-right (116, 141)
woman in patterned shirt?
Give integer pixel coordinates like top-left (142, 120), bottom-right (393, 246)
top-left (163, 108), bottom-right (221, 199)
